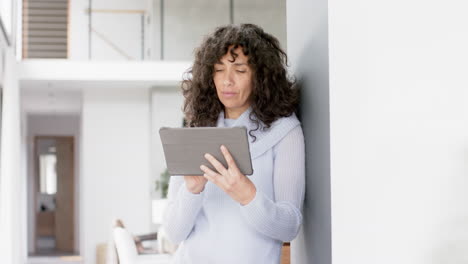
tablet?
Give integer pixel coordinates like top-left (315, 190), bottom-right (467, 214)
top-left (159, 126), bottom-right (253, 176)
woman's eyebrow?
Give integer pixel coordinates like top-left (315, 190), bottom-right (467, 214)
top-left (215, 61), bottom-right (247, 66)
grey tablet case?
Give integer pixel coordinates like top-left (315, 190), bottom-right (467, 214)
top-left (159, 126), bottom-right (253, 176)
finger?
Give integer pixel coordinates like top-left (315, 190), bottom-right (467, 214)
top-left (220, 145), bottom-right (239, 171)
top-left (201, 165), bottom-right (220, 185)
top-left (203, 172), bottom-right (232, 194)
top-left (200, 164), bottom-right (219, 178)
top-left (203, 173), bottom-right (217, 184)
top-left (204, 153), bottom-right (228, 175)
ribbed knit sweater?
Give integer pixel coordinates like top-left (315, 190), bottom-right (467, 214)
top-left (162, 106), bottom-right (305, 264)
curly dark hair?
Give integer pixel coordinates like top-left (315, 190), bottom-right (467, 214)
top-left (181, 23), bottom-right (299, 141)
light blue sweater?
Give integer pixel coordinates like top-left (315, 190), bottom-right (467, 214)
top-left (163, 106), bottom-right (305, 264)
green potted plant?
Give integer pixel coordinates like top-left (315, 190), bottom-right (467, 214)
top-left (155, 168), bottom-right (170, 198)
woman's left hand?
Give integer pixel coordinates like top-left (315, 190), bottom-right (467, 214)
top-left (201, 145), bottom-right (256, 206)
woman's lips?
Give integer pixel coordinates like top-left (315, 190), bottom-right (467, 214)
top-left (222, 92), bottom-right (237, 98)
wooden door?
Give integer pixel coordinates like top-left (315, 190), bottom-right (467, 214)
top-left (55, 137), bottom-right (75, 252)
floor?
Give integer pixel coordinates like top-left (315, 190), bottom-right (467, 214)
top-left (29, 250), bottom-right (82, 264)
top-left (27, 255), bottom-right (83, 264)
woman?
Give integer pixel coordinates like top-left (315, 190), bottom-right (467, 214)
top-left (163, 23), bottom-right (305, 264)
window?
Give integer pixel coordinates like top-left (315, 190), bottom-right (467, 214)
top-left (22, 0), bottom-right (68, 58)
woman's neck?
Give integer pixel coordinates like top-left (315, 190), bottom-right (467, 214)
top-left (224, 105), bottom-right (250, 119)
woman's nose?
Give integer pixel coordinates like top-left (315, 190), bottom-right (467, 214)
top-left (223, 79), bottom-right (233, 86)
top-left (223, 70), bottom-right (234, 86)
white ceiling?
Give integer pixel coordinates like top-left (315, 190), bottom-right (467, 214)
top-left (20, 80), bottom-right (180, 114)
top-left (18, 59), bottom-right (188, 114)
top-left (21, 83), bottom-right (82, 114)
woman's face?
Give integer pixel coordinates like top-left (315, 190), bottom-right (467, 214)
top-left (213, 47), bottom-right (253, 116)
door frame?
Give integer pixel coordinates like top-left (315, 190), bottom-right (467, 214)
top-left (33, 135), bottom-right (75, 253)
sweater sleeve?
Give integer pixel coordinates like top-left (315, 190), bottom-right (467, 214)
top-left (162, 175), bottom-right (205, 244)
top-left (239, 125), bottom-right (305, 242)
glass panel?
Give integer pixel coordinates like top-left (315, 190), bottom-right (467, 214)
top-left (233, 0), bottom-right (287, 49)
top-left (91, 12), bottom-right (145, 60)
top-left (0, 0), bottom-right (12, 37)
top-left (39, 154), bottom-right (57, 195)
top-left (163, 0), bottom-right (230, 60)
top-left (20, 0), bottom-right (286, 61)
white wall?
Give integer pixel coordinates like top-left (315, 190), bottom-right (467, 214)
top-left (329, 1), bottom-right (468, 263)
top-left (81, 87), bottom-right (152, 264)
top-left (150, 88), bottom-right (184, 199)
top-left (0, 48), bottom-right (24, 264)
top-left (289, 0), bottom-right (468, 263)
top-left (25, 114), bottom-right (81, 254)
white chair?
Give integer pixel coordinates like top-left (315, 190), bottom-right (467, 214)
top-left (113, 227), bottom-right (172, 264)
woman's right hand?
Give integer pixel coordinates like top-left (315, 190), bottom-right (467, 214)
top-left (184, 175), bottom-right (208, 194)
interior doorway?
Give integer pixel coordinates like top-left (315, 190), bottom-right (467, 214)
top-left (34, 136), bottom-right (75, 255)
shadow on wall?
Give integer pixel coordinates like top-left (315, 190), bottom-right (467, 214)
top-left (292, 32), bottom-right (332, 264)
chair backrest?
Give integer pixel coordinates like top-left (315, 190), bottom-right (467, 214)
top-left (113, 227), bottom-right (138, 264)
